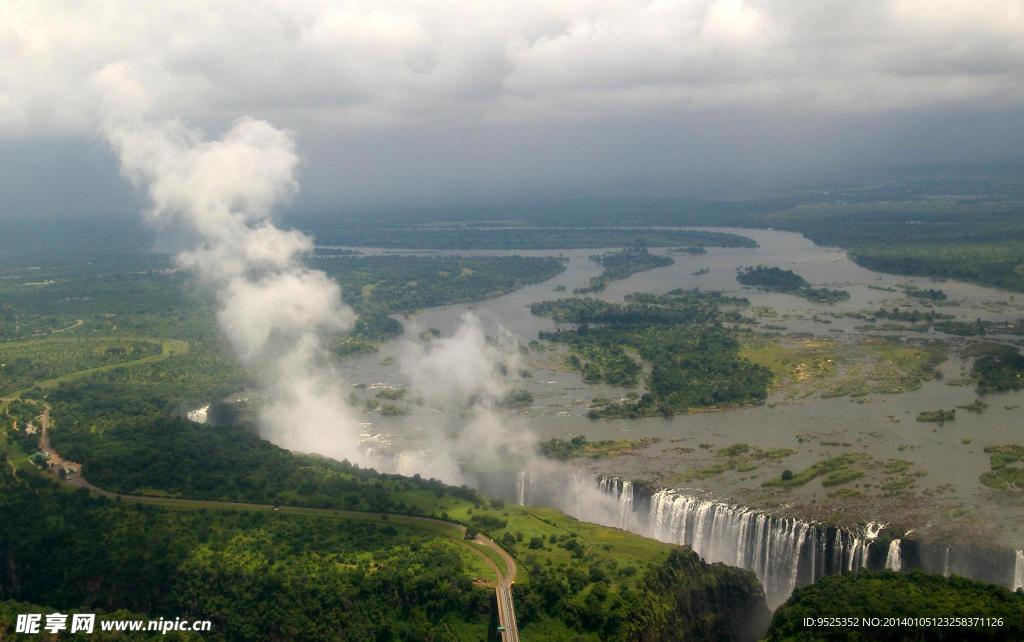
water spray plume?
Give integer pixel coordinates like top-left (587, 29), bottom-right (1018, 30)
top-left (107, 118), bottom-right (366, 464)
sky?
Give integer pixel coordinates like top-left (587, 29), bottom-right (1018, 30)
top-left (2, 0), bottom-right (1024, 218)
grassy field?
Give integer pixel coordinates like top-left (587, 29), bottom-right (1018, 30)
top-left (740, 335), bottom-right (945, 399)
top-left (762, 454), bottom-right (925, 497)
top-left (668, 443), bottom-right (796, 484)
top-left (95, 478), bottom-right (675, 590)
top-left (0, 336), bottom-right (189, 399)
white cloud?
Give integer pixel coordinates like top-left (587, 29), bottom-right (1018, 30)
top-left (2, 0), bottom-right (1023, 137)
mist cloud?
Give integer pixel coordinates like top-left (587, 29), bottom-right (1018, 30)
top-left (108, 117), bottom-right (365, 463)
top-left (401, 313), bottom-right (522, 407)
top-left (393, 314), bottom-right (532, 475)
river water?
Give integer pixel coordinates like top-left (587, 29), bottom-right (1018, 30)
top-left (324, 228), bottom-right (1024, 555)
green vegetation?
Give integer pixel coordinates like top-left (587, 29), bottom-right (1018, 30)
top-left (979, 445), bottom-right (1024, 491)
top-left (763, 454), bottom-right (867, 488)
top-left (0, 338), bottom-right (163, 396)
top-left (871, 306), bottom-right (953, 324)
top-left (625, 548), bottom-right (771, 642)
top-left (316, 254), bottom-right (565, 314)
top-left (40, 348), bottom-right (246, 430)
top-left (916, 408), bottom-right (956, 425)
top-left (747, 197), bottom-right (1024, 292)
top-left (0, 322), bottom-right (773, 642)
top-left (498, 388), bottom-right (534, 408)
top-left (574, 248), bottom-right (673, 294)
top-left (1, 397), bottom-right (769, 641)
top-left (290, 189), bottom-right (1024, 292)
top-left (763, 454), bottom-right (923, 495)
top-left (532, 290), bottom-right (772, 418)
top-left (304, 227), bottom-right (757, 250)
top-left (316, 254), bottom-right (566, 347)
top-left (904, 285), bottom-right (948, 301)
top-left (853, 241), bottom-right (1024, 292)
top-left (538, 435), bottom-right (660, 461)
top-left (736, 266), bottom-right (849, 303)
top-left (957, 398), bottom-right (989, 414)
top-left (533, 289), bottom-right (750, 325)
top-left (856, 308), bottom-right (1024, 341)
top-left (0, 248), bottom-right (566, 359)
top-left (0, 463), bottom-right (491, 641)
top-left (740, 336), bottom-right (946, 399)
top-left (971, 345), bottom-right (1024, 393)
top-left (565, 344), bottom-right (642, 387)
top-left (768, 571), bottom-right (1024, 641)
top-left (671, 443), bottom-right (795, 483)
top-left (49, 394), bottom-right (465, 511)
top-left (0, 251), bottom-right (199, 342)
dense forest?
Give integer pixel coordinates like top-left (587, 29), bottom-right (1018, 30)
top-left (0, 249), bottom-right (567, 357)
top-left (574, 248), bottom-right (673, 294)
top-left (2, 402), bottom-right (773, 641)
top-left (314, 254), bottom-right (566, 315)
top-left (0, 464), bottom-right (491, 641)
top-left (300, 227), bottom-right (757, 250)
top-left (760, 200), bottom-right (1024, 293)
top-left (736, 266), bottom-right (849, 303)
top-left (292, 179), bottom-right (1024, 292)
top-left (971, 345), bottom-right (1024, 393)
top-left (532, 289), bottom-right (771, 418)
top-left (319, 254), bottom-right (565, 344)
top-left (0, 339), bottom-right (164, 396)
top-left (767, 571), bottom-right (1024, 641)
top-left (538, 435), bottom-right (659, 461)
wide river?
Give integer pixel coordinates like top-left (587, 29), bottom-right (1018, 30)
top-left (327, 228), bottom-right (1024, 550)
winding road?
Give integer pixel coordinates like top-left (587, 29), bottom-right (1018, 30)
top-left (37, 411), bottom-right (519, 640)
top-left (12, 338), bottom-right (520, 639)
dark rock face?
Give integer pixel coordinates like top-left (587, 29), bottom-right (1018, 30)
top-left (626, 548), bottom-right (771, 642)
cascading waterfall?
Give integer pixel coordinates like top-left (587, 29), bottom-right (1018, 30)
top-left (586, 476), bottom-right (1024, 608)
top-left (474, 470), bottom-right (1023, 608)
top-left (885, 539), bottom-right (903, 572)
top-left (617, 480), bottom-right (634, 530)
top-left (1015, 550), bottom-right (1023, 591)
top-left (515, 471), bottom-right (526, 506)
top-left (624, 484), bottom-right (876, 608)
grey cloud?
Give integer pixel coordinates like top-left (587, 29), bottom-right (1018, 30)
top-left (3, 0), bottom-right (1024, 138)
top-left (2, 1), bottom-right (1024, 217)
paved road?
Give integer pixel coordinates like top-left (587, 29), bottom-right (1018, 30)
top-left (495, 578), bottom-right (520, 642)
top-left (37, 414), bottom-right (519, 638)
top-left (473, 533), bottom-right (520, 642)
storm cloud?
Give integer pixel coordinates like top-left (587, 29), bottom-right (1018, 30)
top-left (2, 1), bottom-right (1024, 211)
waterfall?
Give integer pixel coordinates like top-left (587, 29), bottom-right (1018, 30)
top-left (507, 472), bottom-right (1023, 608)
top-left (616, 486), bottom-right (875, 608)
top-left (515, 471), bottom-right (526, 506)
top-left (1015, 550), bottom-right (1023, 591)
top-left (579, 478), bottom-right (1024, 609)
top-left (617, 480), bottom-right (634, 530)
top-left (885, 539), bottom-right (903, 572)
top-left (186, 404), bottom-right (209, 424)
top-left (864, 522), bottom-right (884, 539)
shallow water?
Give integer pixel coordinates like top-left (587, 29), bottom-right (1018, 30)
top-left (328, 228), bottom-right (1024, 548)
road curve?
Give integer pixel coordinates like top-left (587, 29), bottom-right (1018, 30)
top-left (37, 415), bottom-right (519, 638)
